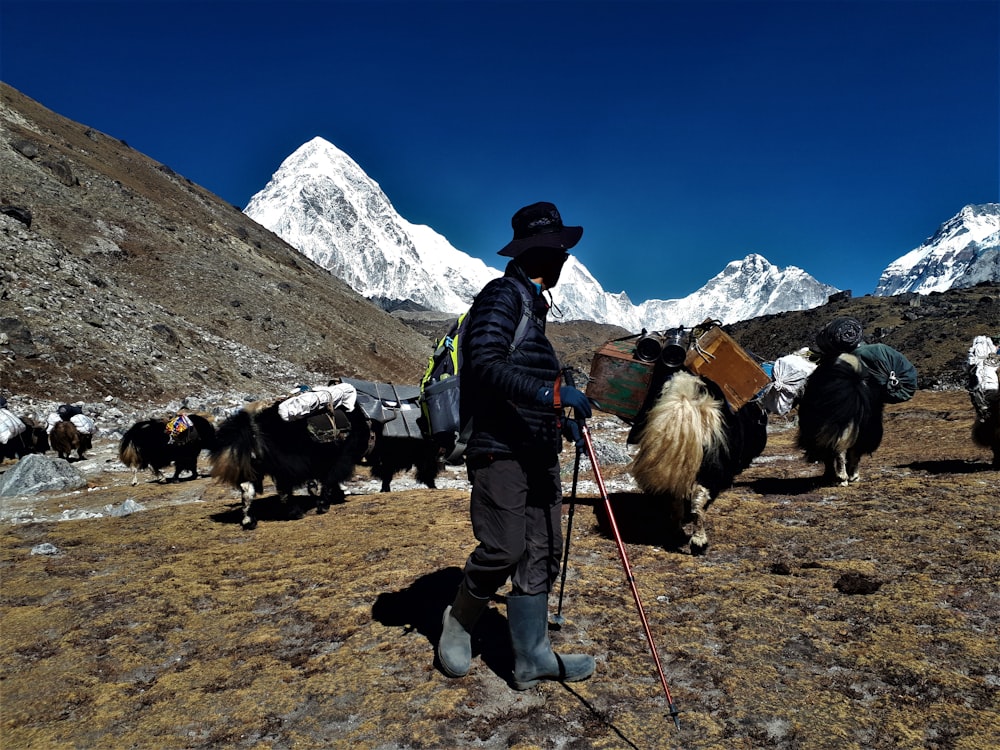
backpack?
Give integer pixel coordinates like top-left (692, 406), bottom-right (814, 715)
top-left (0, 408), bottom-right (26, 445)
top-left (419, 280), bottom-right (534, 464)
top-left (57, 403), bottom-right (83, 420)
top-left (853, 343), bottom-right (918, 404)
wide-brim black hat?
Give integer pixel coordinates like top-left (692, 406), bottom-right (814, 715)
top-left (497, 201), bottom-right (583, 258)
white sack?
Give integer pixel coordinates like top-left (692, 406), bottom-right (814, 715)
top-left (968, 335), bottom-right (999, 392)
top-left (70, 413), bottom-right (95, 435)
top-left (0, 408), bottom-right (26, 444)
top-left (46, 411), bottom-right (95, 435)
top-left (278, 383), bottom-right (357, 421)
top-left (761, 354), bottom-right (817, 415)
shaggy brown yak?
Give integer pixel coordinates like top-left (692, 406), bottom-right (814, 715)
top-left (50, 420), bottom-right (92, 461)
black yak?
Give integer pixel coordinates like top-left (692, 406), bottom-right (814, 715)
top-left (341, 377), bottom-right (441, 492)
top-left (210, 400), bottom-right (374, 530)
top-left (796, 352), bottom-right (885, 485)
top-left (0, 415), bottom-right (48, 461)
top-left (628, 371), bottom-right (768, 554)
top-left (211, 397), bottom-right (444, 529)
top-left (118, 414), bottom-right (216, 485)
top-left (367, 430), bottom-right (441, 493)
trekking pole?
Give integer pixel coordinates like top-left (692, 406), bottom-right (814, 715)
top-left (564, 369), bottom-right (681, 730)
top-left (552, 442), bottom-right (581, 627)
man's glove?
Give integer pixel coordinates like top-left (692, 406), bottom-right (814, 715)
top-left (535, 384), bottom-right (592, 419)
top-left (562, 418), bottom-right (585, 449)
top-left (535, 385), bottom-right (556, 407)
top-left (560, 386), bottom-right (592, 419)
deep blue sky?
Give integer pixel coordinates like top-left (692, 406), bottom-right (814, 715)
top-left (2, 1), bottom-right (997, 302)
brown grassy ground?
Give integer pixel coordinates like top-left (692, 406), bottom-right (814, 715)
top-left (1, 390), bottom-right (998, 750)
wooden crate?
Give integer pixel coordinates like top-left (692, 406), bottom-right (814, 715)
top-left (684, 325), bottom-right (770, 410)
top-left (586, 338), bottom-right (655, 420)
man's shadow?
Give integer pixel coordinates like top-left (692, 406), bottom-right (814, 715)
top-left (371, 566), bottom-right (512, 679)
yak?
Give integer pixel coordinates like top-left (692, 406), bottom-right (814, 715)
top-left (118, 414), bottom-right (216, 485)
top-left (0, 415), bottom-right (48, 461)
top-left (967, 335), bottom-right (1000, 468)
top-left (211, 398), bottom-right (443, 529)
top-left (367, 429), bottom-right (441, 493)
top-left (210, 400), bottom-right (375, 530)
top-left (796, 352), bottom-right (885, 486)
top-left (628, 370), bottom-right (768, 554)
top-left (50, 420), bottom-right (92, 461)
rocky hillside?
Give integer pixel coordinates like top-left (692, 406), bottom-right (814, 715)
top-left (726, 283), bottom-right (1000, 390)
top-left (0, 83), bottom-right (432, 412)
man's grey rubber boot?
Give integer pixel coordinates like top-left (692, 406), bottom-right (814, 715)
top-left (507, 592), bottom-right (596, 690)
top-left (438, 580), bottom-right (489, 678)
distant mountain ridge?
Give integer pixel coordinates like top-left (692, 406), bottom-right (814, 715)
top-left (244, 137), bottom-right (838, 328)
top-left (875, 203), bottom-right (1000, 295)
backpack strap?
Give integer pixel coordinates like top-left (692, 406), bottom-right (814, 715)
top-left (508, 280), bottom-right (537, 355)
top-left (431, 311), bottom-right (466, 372)
top-left (445, 419), bottom-right (474, 465)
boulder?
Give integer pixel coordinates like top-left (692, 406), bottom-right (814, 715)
top-left (0, 453), bottom-right (87, 496)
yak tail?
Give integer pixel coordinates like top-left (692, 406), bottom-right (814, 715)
top-left (209, 409), bottom-right (260, 487)
top-left (119, 440), bottom-right (142, 469)
top-left (118, 419), bottom-right (167, 469)
top-left (629, 371), bottom-right (726, 499)
top-left (797, 353), bottom-right (869, 456)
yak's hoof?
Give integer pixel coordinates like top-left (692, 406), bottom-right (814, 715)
top-left (241, 518), bottom-right (257, 531)
top-left (315, 502), bottom-right (329, 515)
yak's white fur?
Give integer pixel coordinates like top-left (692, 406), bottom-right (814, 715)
top-left (629, 371), bottom-right (726, 500)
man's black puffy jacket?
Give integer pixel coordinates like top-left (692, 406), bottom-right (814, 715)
top-left (460, 262), bottom-right (562, 461)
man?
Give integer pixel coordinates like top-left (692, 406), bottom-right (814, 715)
top-left (437, 201), bottom-right (595, 689)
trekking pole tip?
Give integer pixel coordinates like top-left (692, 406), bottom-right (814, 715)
top-left (667, 703), bottom-right (681, 730)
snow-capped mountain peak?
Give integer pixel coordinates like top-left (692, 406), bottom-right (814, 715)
top-left (245, 137), bottom-right (498, 312)
top-left (875, 203), bottom-right (1000, 295)
top-left (630, 253), bottom-right (836, 329)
